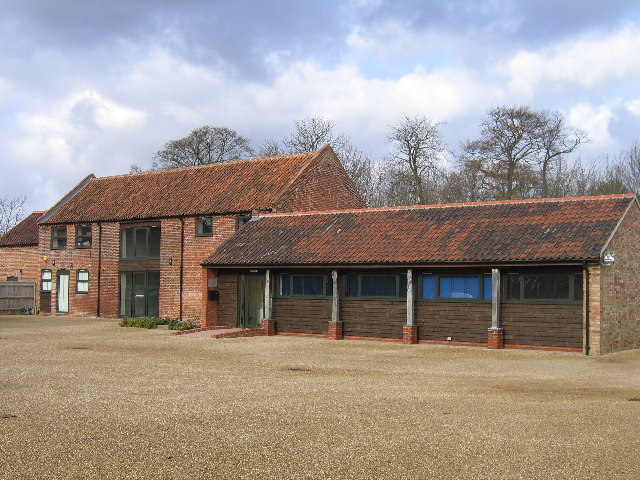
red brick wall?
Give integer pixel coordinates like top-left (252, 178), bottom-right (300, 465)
top-left (179, 216), bottom-right (237, 323)
top-left (277, 150), bottom-right (366, 212)
top-left (0, 246), bottom-right (40, 283)
top-left (38, 223), bottom-right (102, 316)
top-left (597, 202), bottom-right (640, 354)
top-left (97, 223), bottom-right (120, 317)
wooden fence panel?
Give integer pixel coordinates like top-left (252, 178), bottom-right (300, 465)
top-left (0, 282), bottom-right (36, 314)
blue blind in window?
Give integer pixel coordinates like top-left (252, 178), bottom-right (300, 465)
top-left (422, 274), bottom-right (435, 299)
top-left (439, 276), bottom-right (479, 299)
top-left (483, 274), bottom-right (492, 301)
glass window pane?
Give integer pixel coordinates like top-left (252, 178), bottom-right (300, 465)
top-left (523, 274), bottom-right (569, 300)
top-left (439, 276), bottom-right (479, 298)
top-left (574, 274), bottom-right (583, 302)
top-left (135, 228), bottom-right (148, 258)
top-left (326, 275), bottom-right (333, 297)
top-left (507, 274), bottom-right (520, 300)
top-left (399, 274), bottom-right (407, 298)
top-left (361, 275), bottom-right (396, 297)
top-left (292, 275), bottom-right (323, 295)
top-left (422, 274), bottom-right (435, 299)
top-left (147, 271), bottom-right (160, 317)
top-left (148, 227), bottom-right (160, 258)
top-left (197, 218), bottom-right (213, 236)
top-left (280, 274), bottom-right (290, 296)
top-left (346, 274), bottom-right (358, 297)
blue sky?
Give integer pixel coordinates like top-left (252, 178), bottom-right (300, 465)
top-left (1, 0), bottom-right (640, 213)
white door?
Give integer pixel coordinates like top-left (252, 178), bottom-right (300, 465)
top-left (57, 271), bottom-right (69, 313)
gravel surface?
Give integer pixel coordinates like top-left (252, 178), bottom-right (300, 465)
top-left (1, 316), bottom-right (639, 479)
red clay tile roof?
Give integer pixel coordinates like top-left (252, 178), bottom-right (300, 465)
top-left (0, 211), bottom-right (45, 247)
top-left (203, 195), bottom-right (636, 266)
top-left (40, 151), bottom-right (321, 224)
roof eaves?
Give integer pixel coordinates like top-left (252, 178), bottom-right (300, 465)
top-left (39, 174), bottom-right (95, 225)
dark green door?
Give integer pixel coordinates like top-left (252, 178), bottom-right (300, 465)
top-left (238, 273), bottom-right (264, 329)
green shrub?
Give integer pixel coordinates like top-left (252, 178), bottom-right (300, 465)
top-left (119, 317), bottom-right (197, 330)
top-left (167, 320), bottom-right (198, 331)
top-left (119, 316), bottom-right (163, 329)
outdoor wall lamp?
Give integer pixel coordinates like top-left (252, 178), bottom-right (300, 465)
top-left (169, 257), bottom-right (173, 266)
top-left (602, 251), bottom-right (616, 266)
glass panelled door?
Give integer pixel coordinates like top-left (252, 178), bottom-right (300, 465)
top-left (56, 270), bottom-right (69, 313)
top-left (120, 271), bottom-right (160, 317)
top-left (238, 273), bottom-right (264, 329)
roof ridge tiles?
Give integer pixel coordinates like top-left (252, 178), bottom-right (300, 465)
top-left (264, 193), bottom-right (636, 218)
top-left (93, 150), bottom-right (320, 181)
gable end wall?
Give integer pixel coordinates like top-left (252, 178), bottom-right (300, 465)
top-left (598, 202), bottom-right (640, 353)
top-left (276, 150), bottom-right (366, 212)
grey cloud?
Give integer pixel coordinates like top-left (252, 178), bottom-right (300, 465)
top-left (0, 0), bottom-right (354, 81)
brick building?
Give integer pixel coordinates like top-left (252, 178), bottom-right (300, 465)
top-left (33, 146), bottom-right (364, 320)
top-left (0, 211), bottom-right (44, 283)
top-left (202, 195), bottom-right (640, 355)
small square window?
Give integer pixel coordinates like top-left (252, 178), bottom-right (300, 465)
top-left (51, 227), bottom-right (67, 249)
top-left (76, 270), bottom-right (89, 294)
top-left (75, 225), bottom-right (92, 248)
top-left (41, 270), bottom-right (52, 292)
top-left (196, 217), bottom-right (213, 236)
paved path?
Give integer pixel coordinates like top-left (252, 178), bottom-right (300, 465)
top-left (178, 328), bottom-right (244, 338)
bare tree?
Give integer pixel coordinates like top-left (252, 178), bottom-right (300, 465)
top-left (257, 139), bottom-right (284, 157)
top-left (129, 163), bottom-right (143, 174)
top-left (620, 140), bottom-right (640, 194)
top-left (461, 106), bottom-right (544, 200)
top-left (0, 195), bottom-right (27, 236)
top-left (387, 115), bottom-right (447, 205)
top-left (538, 111), bottom-right (588, 197)
top-left (152, 126), bottom-right (254, 169)
top-left (282, 117), bottom-right (347, 153)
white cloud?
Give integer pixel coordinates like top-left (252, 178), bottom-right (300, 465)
top-left (507, 25), bottom-right (640, 95)
top-left (627, 100), bottom-right (640, 117)
top-left (568, 103), bottom-right (614, 148)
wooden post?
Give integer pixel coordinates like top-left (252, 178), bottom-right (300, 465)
top-left (488, 268), bottom-right (504, 349)
top-left (331, 269), bottom-right (339, 323)
top-left (264, 269), bottom-right (271, 320)
top-left (491, 268), bottom-right (500, 329)
top-left (406, 269), bottom-right (414, 326)
top-left (328, 269), bottom-right (343, 340)
top-left (403, 269), bottom-right (418, 344)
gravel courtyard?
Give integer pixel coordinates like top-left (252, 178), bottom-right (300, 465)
top-left (1, 316), bottom-right (639, 480)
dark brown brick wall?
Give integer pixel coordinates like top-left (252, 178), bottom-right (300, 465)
top-left (272, 297), bottom-right (330, 334)
top-left (416, 301), bottom-right (490, 343)
top-left (501, 303), bottom-right (582, 348)
top-left (341, 300), bottom-right (405, 339)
